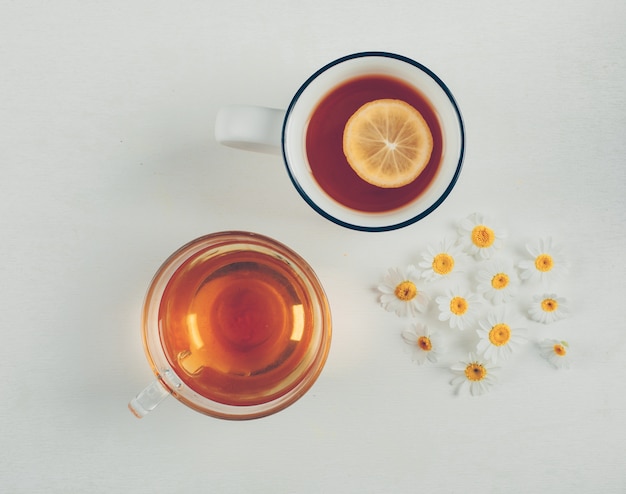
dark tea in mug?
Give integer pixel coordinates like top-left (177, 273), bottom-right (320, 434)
top-left (305, 74), bottom-right (444, 213)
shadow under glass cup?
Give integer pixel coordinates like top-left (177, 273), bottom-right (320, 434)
top-left (215, 51), bottom-right (465, 232)
top-left (129, 231), bottom-right (332, 420)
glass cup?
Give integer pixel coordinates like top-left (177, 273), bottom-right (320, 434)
top-left (215, 51), bottom-right (465, 232)
top-left (128, 231), bottom-right (332, 420)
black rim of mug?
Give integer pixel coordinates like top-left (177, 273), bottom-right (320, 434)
top-left (281, 51), bottom-right (465, 232)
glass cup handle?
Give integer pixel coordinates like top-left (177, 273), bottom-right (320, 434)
top-left (215, 104), bottom-right (286, 155)
top-left (128, 380), bottom-right (170, 418)
top-left (128, 370), bottom-right (182, 418)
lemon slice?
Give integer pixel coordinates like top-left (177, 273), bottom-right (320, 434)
top-left (343, 99), bottom-right (433, 188)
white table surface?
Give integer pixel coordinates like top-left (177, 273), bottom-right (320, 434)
top-left (2, 1), bottom-right (625, 492)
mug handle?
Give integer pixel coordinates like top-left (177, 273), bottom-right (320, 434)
top-left (215, 105), bottom-right (286, 155)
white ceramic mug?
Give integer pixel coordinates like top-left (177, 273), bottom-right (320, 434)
top-left (215, 52), bottom-right (465, 232)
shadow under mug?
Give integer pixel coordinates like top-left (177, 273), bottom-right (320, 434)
top-left (215, 51), bottom-right (465, 232)
top-left (129, 231), bottom-right (331, 420)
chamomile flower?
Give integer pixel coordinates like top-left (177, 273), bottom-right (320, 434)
top-left (436, 288), bottom-right (482, 331)
top-left (475, 258), bottom-right (519, 305)
top-left (401, 322), bottom-right (442, 365)
top-left (418, 237), bottom-right (466, 282)
top-left (450, 353), bottom-right (499, 396)
top-left (476, 308), bottom-right (527, 363)
top-left (528, 293), bottom-right (570, 324)
top-left (518, 237), bottom-right (569, 283)
top-left (539, 339), bottom-right (571, 369)
top-left (378, 266), bottom-right (429, 317)
top-left (457, 212), bottom-right (506, 260)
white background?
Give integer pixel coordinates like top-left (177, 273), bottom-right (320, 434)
top-left (2, 1), bottom-right (625, 492)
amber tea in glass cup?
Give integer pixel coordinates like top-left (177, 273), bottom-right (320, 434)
top-left (215, 51), bottom-right (465, 232)
top-left (128, 231), bottom-right (332, 420)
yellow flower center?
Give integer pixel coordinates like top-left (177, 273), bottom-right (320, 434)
top-left (491, 272), bottom-right (509, 290)
top-left (488, 323), bottom-right (511, 346)
top-left (535, 253), bottom-right (554, 272)
top-left (553, 343), bottom-right (567, 357)
top-left (471, 225), bottom-right (495, 248)
top-left (432, 253), bottom-right (454, 275)
top-left (417, 336), bottom-right (432, 351)
top-left (394, 281), bottom-right (417, 301)
top-left (465, 362), bottom-right (487, 382)
top-left (541, 298), bottom-right (558, 312)
top-left (450, 296), bottom-right (468, 315)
